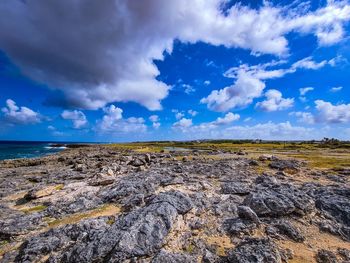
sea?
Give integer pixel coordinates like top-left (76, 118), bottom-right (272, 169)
top-left (0, 141), bottom-right (88, 160)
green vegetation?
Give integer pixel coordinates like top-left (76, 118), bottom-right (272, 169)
top-left (54, 184), bottom-right (64, 191)
top-left (108, 139), bottom-right (350, 170)
top-left (21, 205), bottom-right (47, 214)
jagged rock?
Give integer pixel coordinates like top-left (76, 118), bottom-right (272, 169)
top-left (258, 154), bottom-right (275, 161)
top-left (221, 182), bottom-right (251, 195)
top-left (202, 250), bottom-right (221, 263)
top-left (224, 217), bottom-right (259, 236)
top-left (144, 154), bottom-right (151, 163)
top-left (318, 220), bottom-right (350, 241)
top-left (249, 160), bottom-right (259, 166)
top-left (266, 220), bottom-right (304, 242)
top-left (269, 159), bottom-right (300, 171)
top-left (152, 250), bottom-right (196, 263)
top-left (315, 249), bottom-right (338, 263)
top-left (14, 191), bottom-right (193, 262)
top-left (237, 205), bottom-right (260, 225)
top-left (337, 248), bottom-right (350, 261)
top-left (88, 174), bottom-right (115, 186)
top-left (227, 238), bottom-right (283, 263)
top-left (243, 183), bottom-right (315, 217)
top-left (314, 186), bottom-right (350, 227)
top-left (255, 174), bottom-right (278, 186)
top-left (128, 158), bottom-right (145, 167)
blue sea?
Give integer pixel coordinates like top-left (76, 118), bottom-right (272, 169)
top-left (0, 141), bottom-right (80, 160)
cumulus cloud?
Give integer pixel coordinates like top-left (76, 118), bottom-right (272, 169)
top-left (201, 56), bottom-right (330, 112)
top-left (290, 111), bottom-right (315, 124)
top-left (314, 100), bottom-right (350, 123)
top-left (174, 121), bottom-right (314, 140)
top-left (152, 122), bottom-right (161, 129)
top-left (175, 112), bottom-right (185, 120)
top-left (47, 125), bottom-right (65, 136)
top-left (255, 89), bottom-right (294, 112)
top-left (212, 112), bottom-right (240, 125)
top-left (149, 115), bottom-right (159, 122)
top-left (299, 87), bottom-right (314, 96)
top-left (1, 99), bottom-right (41, 125)
top-left (291, 100), bottom-right (350, 124)
top-left (330, 86), bottom-right (343, 92)
top-left (183, 84), bottom-right (195, 94)
top-left (61, 110), bottom-right (88, 129)
top-left (201, 69), bottom-right (266, 111)
top-left (149, 115), bottom-right (160, 129)
top-left (173, 112), bottom-right (240, 133)
top-left (97, 105), bottom-right (146, 133)
top-left (188, 110), bottom-right (198, 117)
top-left (0, 0), bottom-right (349, 110)
top-left (173, 118), bottom-right (193, 130)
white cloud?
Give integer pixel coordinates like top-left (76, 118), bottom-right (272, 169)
top-left (174, 121), bottom-right (314, 140)
top-left (244, 117), bottom-right (252, 122)
top-left (1, 99), bottom-right (41, 125)
top-left (61, 110), bottom-right (88, 129)
top-left (173, 112), bottom-right (239, 133)
top-left (183, 84), bottom-right (195, 94)
top-left (149, 115), bottom-right (159, 122)
top-left (292, 100), bottom-right (350, 124)
top-left (330, 86), bottom-right (343, 92)
top-left (212, 112), bottom-right (240, 125)
top-left (255, 89), bottom-right (294, 112)
top-left (47, 125), bottom-right (65, 136)
top-left (149, 115), bottom-right (160, 129)
top-left (291, 57), bottom-right (327, 70)
top-left (188, 110), bottom-right (198, 116)
top-left (97, 105), bottom-right (146, 133)
top-left (0, 1), bottom-right (349, 110)
top-left (175, 112), bottom-right (185, 120)
top-left (299, 87), bottom-right (314, 96)
top-left (204, 80), bottom-right (211, 85)
top-left (314, 100), bottom-right (350, 123)
top-left (202, 56), bottom-right (330, 112)
top-left (201, 69), bottom-right (266, 111)
top-left (290, 111), bottom-right (315, 124)
top-left (152, 122), bottom-right (161, 129)
top-left (173, 118), bottom-right (193, 130)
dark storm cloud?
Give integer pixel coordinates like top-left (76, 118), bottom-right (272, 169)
top-left (0, 0), bottom-right (348, 110)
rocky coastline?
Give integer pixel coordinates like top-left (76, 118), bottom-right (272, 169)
top-left (0, 145), bottom-right (349, 262)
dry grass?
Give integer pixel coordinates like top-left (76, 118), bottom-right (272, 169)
top-left (46, 204), bottom-right (120, 228)
top-left (277, 221), bottom-right (350, 263)
top-left (20, 205), bottom-right (47, 214)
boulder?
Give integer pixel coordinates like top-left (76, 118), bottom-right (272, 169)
top-left (227, 238), bottom-right (283, 263)
top-left (315, 249), bottom-right (338, 263)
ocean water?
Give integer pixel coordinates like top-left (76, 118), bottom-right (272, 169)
top-left (0, 141), bottom-right (70, 160)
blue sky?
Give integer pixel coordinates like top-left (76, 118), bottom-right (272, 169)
top-left (0, 0), bottom-right (350, 142)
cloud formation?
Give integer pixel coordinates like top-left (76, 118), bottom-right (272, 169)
top-left (61, 110), bottom-right (88, 129)
top-left (201, 56), bottom-right (329, 112)
top-left (256, 89), bottom-right (294, 112)
top-left (299, 87), bottom-right (314, 96)
top-left (97, 105), bottom-right (146, 133)
top-left (330, 86), bottom-right (343, 92)
top-left (0, 0), bottom-right (349, 111)
top-left (175, 120), bottom-right (314, 140)
top-left (1, 99), bottom-right (41, 125)
top-left (292, 100), bottom-right (350, 124)
top-left (149, 115), bottom-right (160, 129)
top-left (315, 100), bottom-right (350, 123)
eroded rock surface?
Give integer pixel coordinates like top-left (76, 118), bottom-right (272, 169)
top-left (0, 145), bottom-right (349, 262)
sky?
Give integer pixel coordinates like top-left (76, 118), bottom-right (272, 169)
top-left (0, 0), bottom-right (350, 142)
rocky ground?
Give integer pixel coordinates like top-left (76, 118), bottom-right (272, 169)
top-left (0, 145), bottom-right (349, 263)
